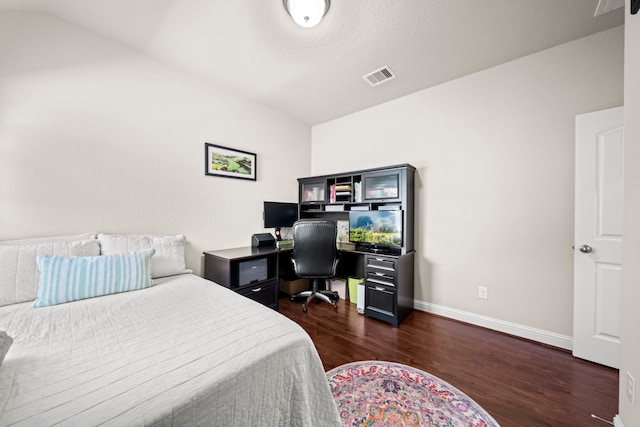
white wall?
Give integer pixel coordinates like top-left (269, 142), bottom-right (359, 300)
top-left (312, 27), bottom-right (624, 340)
top-left (0, 11), bottom-right (311, 274)
top-left (620, 2), bottom-right (640, 425)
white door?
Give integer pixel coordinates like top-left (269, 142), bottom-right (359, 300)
top-left (573, 106), bottom-right (623, 369)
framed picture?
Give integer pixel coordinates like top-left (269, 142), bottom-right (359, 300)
top-left (205, 143), bottom-right (257, 181)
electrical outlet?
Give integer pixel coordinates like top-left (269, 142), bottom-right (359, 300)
top-left (478, 286), bottom-right (488, 300)
top-left (627, 372), bottom-right (636, 405)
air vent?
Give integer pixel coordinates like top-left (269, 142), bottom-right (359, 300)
top-left (363, 66), bottom-right (396, 87)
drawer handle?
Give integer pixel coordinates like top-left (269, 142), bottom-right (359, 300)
top-left (369, 265), bottom-right (394, 271)
top-left (251, 287), bottom-right (262, 292)
top-left (375, 286), bottom-right (385, 291)
top-left (368, 278), bottom-right (395, 287)
top-left (375, 272), bottom-right (385, 276)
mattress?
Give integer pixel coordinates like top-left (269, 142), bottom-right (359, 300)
top-left (0, 274), bottom-right (341, 426)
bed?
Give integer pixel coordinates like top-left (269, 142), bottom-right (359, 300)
top-left (0, 233), bottom-right (341, 426)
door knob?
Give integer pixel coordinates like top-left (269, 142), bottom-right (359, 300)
top-left (579, 245), bottom-right (593, 253)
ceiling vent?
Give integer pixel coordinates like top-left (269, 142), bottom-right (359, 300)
top-left (363, 66), bottom-right (396, 87)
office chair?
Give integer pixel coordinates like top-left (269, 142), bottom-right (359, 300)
top-left (291, 219), bottom-right (339, 312)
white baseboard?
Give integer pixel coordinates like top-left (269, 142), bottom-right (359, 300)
top-left (413, 300), bottom-right (573, 351)
top-left (613, 414), bottom-right (624, 427)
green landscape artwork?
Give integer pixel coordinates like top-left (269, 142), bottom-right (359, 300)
top-left (210, 152), bottom-right (251, 175)
top-left (205, 143), bottom-right (256, 181)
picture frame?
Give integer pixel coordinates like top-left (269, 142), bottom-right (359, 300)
top-left (205, 143), bottom-right (257, 181)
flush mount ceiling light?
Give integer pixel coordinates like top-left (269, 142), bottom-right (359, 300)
top-left (283, 0), bottom-right (330, 28)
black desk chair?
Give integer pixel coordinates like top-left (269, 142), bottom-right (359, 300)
top-left (291, 219), bottom-right (339, 312)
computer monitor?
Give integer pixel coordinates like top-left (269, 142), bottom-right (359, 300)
top-left (349, 210), bottom-right (403, 252)
top-left (263, 201), bottom-right (298, 240)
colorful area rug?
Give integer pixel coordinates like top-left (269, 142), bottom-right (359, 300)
top-left (327, 361), bottom-right (500, 427)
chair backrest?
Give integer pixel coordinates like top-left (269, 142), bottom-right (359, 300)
top-left (291, 219), bottom-right (338, 278)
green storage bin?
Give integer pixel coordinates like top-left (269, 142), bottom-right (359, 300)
top-left (348, 277), bottom-right (363, 304)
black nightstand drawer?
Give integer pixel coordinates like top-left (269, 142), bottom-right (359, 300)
top-left (238, 281), bottom-right (278, 309)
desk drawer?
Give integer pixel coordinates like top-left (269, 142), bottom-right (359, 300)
top-left (366, 285), bottom-right (396, 317)
top-left (238, 281), bottom-right (278, 309)
top-left (366, 271), bottom-right (395, 287)
top-left (366, 256), bottom-right (396, 273)
top-left (238, 257), bottom-right (268, 286)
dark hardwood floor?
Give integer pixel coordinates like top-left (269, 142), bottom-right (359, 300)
top-left (278, 296), bottom-right (619, 427)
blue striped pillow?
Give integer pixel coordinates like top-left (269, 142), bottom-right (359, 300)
top-left (33, 249), bottom-right (155, 308)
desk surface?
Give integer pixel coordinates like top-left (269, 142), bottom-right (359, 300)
top-left (203, 246), bottom-right (284, 261)
top-left (204, 243), bottom-right (368, 259)
top-left (203, 243), bottom-right (405, 262)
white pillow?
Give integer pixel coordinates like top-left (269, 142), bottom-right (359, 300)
top-left (0, 239), bottom-right (101, 306)
top-left (0, 232), bottom-right (97, 245)
top-left (97, 234), bottom-right (192, 279)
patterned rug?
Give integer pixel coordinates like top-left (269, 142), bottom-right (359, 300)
top-left (327, 361), bottom-right (500, 427)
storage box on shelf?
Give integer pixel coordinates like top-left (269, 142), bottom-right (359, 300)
top-left (279, 278), bottom-right (309, 296)
top-left (301, 180), bottom-right (326, 203)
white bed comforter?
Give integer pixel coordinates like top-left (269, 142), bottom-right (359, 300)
top-left (0, 274), bottom-right (341, 426)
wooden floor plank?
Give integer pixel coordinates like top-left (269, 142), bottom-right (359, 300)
top-left (278, 296), bottom-right (619, 427)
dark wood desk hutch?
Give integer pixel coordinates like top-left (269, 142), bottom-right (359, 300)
top-left (298, 164), bottom-right (415, 327)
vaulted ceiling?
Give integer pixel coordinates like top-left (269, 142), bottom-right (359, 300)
top-left (0, 0), bottom-right (625, 125)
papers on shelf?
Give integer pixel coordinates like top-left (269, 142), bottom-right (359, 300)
top-left (325, 204), bottom-right (345, 212)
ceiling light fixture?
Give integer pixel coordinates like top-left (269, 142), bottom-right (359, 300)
top-left (283, 0), bottom-right (330, 28)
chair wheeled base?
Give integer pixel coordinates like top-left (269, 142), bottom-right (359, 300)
top-left (292, 278), bottom-right (339, 312)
